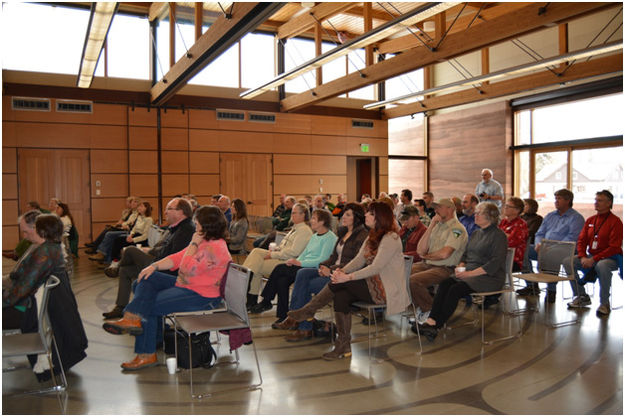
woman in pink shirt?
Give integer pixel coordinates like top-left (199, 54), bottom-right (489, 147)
top-left (103, 205), bottom-right (231, 371)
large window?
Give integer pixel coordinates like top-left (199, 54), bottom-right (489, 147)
top-left (241, 32), bottom-right (275, 88)
top-left (514, 92), bottom-right (623, 219)
top-left (284, 38), bottom-right (316, 93)
top-left (107, 14), bottom-right (150, 79)
top-left (388, 113), bottom-right (427, 196)
top-left (2, 3), bottom-right (90, 75)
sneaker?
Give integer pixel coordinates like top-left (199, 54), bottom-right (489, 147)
top-left (596, 303), bottom-right (611, 316)
top-left (567, 295), bottom-right (591, 308)
top-left (417, 310), bottom-right (430, 325)
top-left (104, 264), bottom-right (119, 278)
top-left (516, 285), bottom-right (540, 296)
top-left (249, 300), bottom-right (272, 314)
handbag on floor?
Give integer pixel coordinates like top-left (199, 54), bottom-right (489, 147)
top-left (163, 329), bottom-right (216, 369)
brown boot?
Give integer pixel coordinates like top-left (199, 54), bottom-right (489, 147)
top-left (322, 312), bottom-right (352, 360)
top-left (287, 285), bottom-right (334, 322)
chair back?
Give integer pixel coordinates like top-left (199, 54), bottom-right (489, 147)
top-left (37, 275), bottom-right (61, 350)
top-left (147, 225), bottom-right (165, 247)
top-left (274, 231), bottom-right (286, 245)
top-left (537, 239), bottom-right (576, 277)
top-left (505, 247), bottom-right (516, 288)
top-left (224, 263), bottom-right (252, 325)
top-left (403, 255), bottom-right (414, 302)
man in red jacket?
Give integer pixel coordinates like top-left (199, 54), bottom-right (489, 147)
top-left (399, 206), bottom-right (427, 262)
top-left (566, 190), bottom-right (622, 316)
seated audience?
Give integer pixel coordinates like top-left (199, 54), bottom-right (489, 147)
top-left (86, 196), bottom-right (140, 252)
top-left (253, 196), bottom-right (296, 248)
top-left (273, 194), bottom-right (287, 218)
top-left (210, 194), bottom-right (222, 205)
top-left (415, 203), bottom-right (508, 341)
top-left (452, 196), bottom-right (464, 219)
top-left (413, 198), bottom-right (431, 227)
top-left (105, 202), bottom-right (153, 270)
top-left (459, 194), bottom-right (479, 237)
top-left (521, 198), bottom-right (543, 244)
top-left (399, 206), bottom-right (427, 262)
top-left (3, 212), bottom-right (65, 329)
top-left (288, 202), bottom-right (410, 360)
top-left (103, 206), bottom-right (231, 371)
top-left (500, 197), bottom-right (529, 272)
top-left (409, 198), bottom-right (468, 324)
top-left (422, 191), bottom-right (436, 218)
top-left (56, 202), bottom-right (77, 271)
top-left (4, 201), bottom-right (50, 261)
top-left (250, 209), bottom-right (337, 324)
top-left (89, 199), bottom-right (142, 262)
top-left (277, 203), bottom-right (368, 341)
top-left (516, 189), bottom-right (584, 302)
top-left (244, 203), bottom-right (313, 308)
top-left (218, 195), bottom-right (232, 224)
top-left (395, 189), bottom-right (413, 222)
top-left (332, 193), bottom-right (347, 217)
top-left (101, 198), bottom-right (195, 319)
top-left (565, 190), bottom-right (623, 316)
top-left (324, 193), bottom-right (335, 211)
top-left (228, 198), bottom-right (249, 254)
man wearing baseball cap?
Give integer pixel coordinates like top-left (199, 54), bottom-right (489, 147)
top-left (399, 206), bottom-right (427, 262)
top-left (409, 198), bottom-right (468, 327)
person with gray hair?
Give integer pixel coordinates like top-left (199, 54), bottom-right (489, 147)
top-left (475, 168), bottom-right (504, 209)
top-left (217, 195), bottom-right (232, 224)
top-left (415, 202), bottom-right (508, 341)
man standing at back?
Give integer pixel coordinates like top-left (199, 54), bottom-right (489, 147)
top-left (409, 198), bottom-right (468, 327)
top-left (475, 168), bottom-right (504, 209)
top-left (516, 188), bottom-right (585, 303)
top-left (102, 198), bottom-right (195, 319)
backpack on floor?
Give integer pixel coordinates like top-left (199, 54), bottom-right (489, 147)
top-left (163, 329), bottom-right (216, 369)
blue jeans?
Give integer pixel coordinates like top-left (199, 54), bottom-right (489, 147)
top-left (565, 256), bottom-right (618, 305)
top-left (126, 271), bottom-right (221, 354)
top-left (289, 268), bottom-right (330, 331)
top-left (98, 230), bottom-right (128, 263)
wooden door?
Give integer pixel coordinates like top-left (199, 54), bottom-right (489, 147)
top-left (220, 153), bottom-right (272, 217)
top-left (18, 149), bottom-right (91, 245)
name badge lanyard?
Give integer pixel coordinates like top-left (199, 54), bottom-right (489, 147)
top-left (591, 215), bottom-right (607, 250)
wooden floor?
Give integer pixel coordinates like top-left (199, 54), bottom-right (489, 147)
top-left (3, 252), bottom-right (623, 414)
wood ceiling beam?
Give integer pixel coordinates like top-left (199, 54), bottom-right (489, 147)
top-left (382, 53), bottom-right (622, 119)
top-left (151, 2), bottom-right (284, 105)
top-left (277, 2), bottom-right (354, 40)
top-left (341, 6), bottom-right (396, 22)
top-left (280, 2), bottom-right (614, 112)
top-left (148, 2), bottom-right (168, 22)
top-left (377, 3), bottom-right (528, 55)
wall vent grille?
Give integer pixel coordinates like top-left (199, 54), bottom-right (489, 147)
top-left (352, 120), bottom-right (374, 129)
top-left (249, 113), bottom-right (276, 123)
top-left (12, 97), bottom-right (51, 112)
top-left (217, 110), bottom-right (245, 121)
top-left (56, 100), bottom-right (93, 113)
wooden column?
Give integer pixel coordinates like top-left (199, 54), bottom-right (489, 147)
top-left (363, 2), bottom-right (373, 66)
top-left (435, 11), bottom-right (446, 42)
top-left (481, 48), bottom-right (489, 86)
top-left (559, 23), bottom-right (569, 70)
top-left (169, 2), bottom-right (176, 68)
top-left (194, 3), bottom-right (203, 41)
top-left (315, 22), bottom-right (322, 86)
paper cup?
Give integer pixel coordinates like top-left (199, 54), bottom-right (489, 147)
top-left (166, 357), bottom-right (177, 374)
top-left (268, 242), bottom-right (277, 251)
top-left (136, 244), bottom-right (142, 249)
top-left (455, 267), bottom-right (466, 274)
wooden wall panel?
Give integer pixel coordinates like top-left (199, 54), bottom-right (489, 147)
top-left (316, 175), bottom-right (347, 194)
top-left (3, 200), bottom-right (19, 225)
top-left (129, 127), bottom-right (157, 150)
top-left (162, 174), bottom-right (189, 196)
top-left (379, 157), bottom-right (389, 176)
top-left (189, 174), bottom-right (220, 196)
top-left (128, 107), bottom-right (157, 126)
top-left (3, 226), bottom-right (19, 251)
top-left (3, 122), bottom-right (126, 149)
top-left (273, 133), bottom-right (312, 154)
top-left (2, 99), bottom-right (126, 125)
top-left (346, 119), bottom-right (388, 139)
top-left (311, 115), bottom-right (348, 136)
top-left (188, 109), bottom-right (218, 129)
top-left (311, 155), bottom-right (347, 174)
top-left (219, 131), bottom-right (274, 153)
top-left (2, 174), bottom-right (18, 199)
top-left (274, 175), bottom-right (311, 195)
top-left (129, 151), bottom-right (158, 173)
top-left (189, 152), bottom-right (219, 173)
top-left (274, 113), bottom-right (312, 134)
top-left (2, 123), bottom-right (17, 147)
top-left (91, 150), bottom-right (128, 173)
top-left (129, 174), bottom-right (158, 197)
top-left (91, 198), bottom-right (127, 222)
top-left (379, 175), bottom-right (389, 193)
top-left (2, 148), bottom-right (17, 173)
top-left (274, 154), bottom-right (312, 174)
top-left (312, 136), bottom-right (347, 155)
top-left (345, 137), bottom-right (387, 156)
top-left (161, 109), bottom-right (188, 128)
top-left (162, 151), bottom-right (189, 173)
top-left (189, 130), bottom-right (221, 151)
top-left (162, 128), bottom-right (188, 150)
top-left (428, 101), bottom-right (509, 199)
top-left (91, 174), bottom-right (128, 197)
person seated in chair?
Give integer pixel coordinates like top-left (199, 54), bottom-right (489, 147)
top-left (276, 203), bottom-right (368, 342)
top-left (250, 209), bottom-right (337, 325)
top-left (102, 206), bottom-right (231, 371)
top-left (415, 203), bottom-right (508, 341)
top-left (253, 196), bottom-right (296, 248)
top-left (565, 190), bottom-right (622, 316)
top-left (244, 203), bottom-right (313, 309)
top-left (228, 199), bottom-right (249, 255)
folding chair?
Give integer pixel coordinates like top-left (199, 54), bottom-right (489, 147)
top-left (147, 224), bottom-right (165, 248)
top-left (512, 239), bottom-right (579, 328)
top-left (165, 263), bottom-right (262, 399)
top-left (469, 248), bottom-right (522, 345)
top-left (3, 275), bottom-right (68, 395)
top-left (353, 255), bottom-right (421, 360)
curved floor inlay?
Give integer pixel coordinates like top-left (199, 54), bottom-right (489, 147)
top-left (3, 254), bottom-right (622, 414)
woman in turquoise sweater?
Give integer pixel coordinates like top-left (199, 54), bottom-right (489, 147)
top-left (250, 209), bottom-right (337, 325)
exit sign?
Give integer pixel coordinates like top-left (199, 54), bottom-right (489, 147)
top-left (360, 143), bottom-right (370, 153)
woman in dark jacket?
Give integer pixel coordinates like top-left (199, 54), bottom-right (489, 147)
top-left (274, 203), bottom-right (369, 342)
top-left (416, 202), bottom-right (508, 341)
